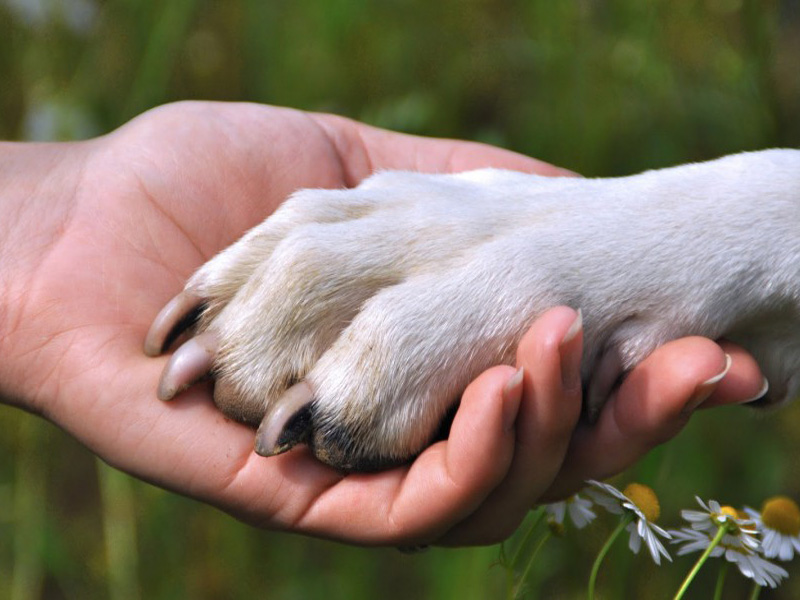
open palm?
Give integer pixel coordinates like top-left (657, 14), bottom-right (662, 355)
top-left (0, 101), bottom-right (764, 546)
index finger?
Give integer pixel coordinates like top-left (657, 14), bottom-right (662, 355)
top-left (310, 113), bottom-right (577, 184)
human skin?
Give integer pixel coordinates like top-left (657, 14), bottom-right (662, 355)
top-left (0, 101), bottom-right (766, 546)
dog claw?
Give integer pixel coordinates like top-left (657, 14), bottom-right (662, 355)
top-left (254, 381), bottom-right (314, 457)
top-left (585, 348), bottom-right (624, 422)
top-left (157, 332), bottom-right (218, 401)
top-left (144, 291), bottom-right (205, 356)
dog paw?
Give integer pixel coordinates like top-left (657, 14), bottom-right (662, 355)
top-left (146, 150), bottom-right (800, 471)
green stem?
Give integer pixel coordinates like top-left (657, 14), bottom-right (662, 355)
top-left (673, 525), bottom-right (728, 600)
top-left (748, 581), bottom-right (762, 600)
top-left (588, 514), bottom-right (633, 600)
top-left (513, 532), bottom-right (551, 599)
top-left (511, 508), bottom-right (546, 569)
top-left (504, 508), bottom-right (545, 600)
top-left (122, 0), bottom-right (200, 120)
top-left (505, 563), bottom-right (514, 600)
top-left (501, 543), bottom-right (515, 600)
top-left (713, 562), bottom-right (729, 600)
top-left (98, 461), bottom-right (141, 600)
top-left (11, 419), bottom-right (46, 600)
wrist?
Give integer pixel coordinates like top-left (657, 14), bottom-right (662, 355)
top-left (0, 140), bottom-right (90, 410)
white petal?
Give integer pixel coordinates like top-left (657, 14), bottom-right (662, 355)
top-left (649, 522), bottom-right (672, 540)
top-left (568, 499), bottom-right (596, 529)
top-left (778, 540), bottom-right (794, 562)
top-left (729, 552), bottom-right (789, 588)
top-left (546, 501), bottom-right (566, 525)
top-left (627, 523), bottom-right (642, 555)
top-left (645, 528), bottom-right (670, 564)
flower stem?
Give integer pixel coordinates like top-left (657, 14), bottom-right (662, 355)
top-left (500, 543), bottom-right (514, 600)
top-left (511, 508), bottom-right (545, 569)
top-left (513, 532), bottom-right (551, 599)
top-left (712, 562), bottom-right (729, 600)
top-left (673, 524), bottom-right (728, 600)
top-left (504, 508), bottom-right (545, 600)
top-left (588, 514), bottom-right (632, 600)
top-left (748, 581), bottom-right (762, 600)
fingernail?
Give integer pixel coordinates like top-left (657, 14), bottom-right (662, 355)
top-left (740, 377), bottom-right (770, 405)
top-left (502, 367), bottom-right (525, 431)
top-left (683, 354), bottom-right (732, 414)
top-left (559, 309), bottom-right (583, 390)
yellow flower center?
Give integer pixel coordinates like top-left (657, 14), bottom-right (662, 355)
top-left (623, 483), bottom-right (660, 523)
top-left (761, 496), bottom-right (800, 536)
top-left (735, 509), bottom-right (750, 521)
top-left (714, 505), bottom-right (744, 534)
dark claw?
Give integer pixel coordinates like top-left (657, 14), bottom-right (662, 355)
top-left (584, 348), bottom-right (625, 423)
top-left (144, 291), bottom-right (205, 356)
top-left (254, 382), bottom-right (314, 456)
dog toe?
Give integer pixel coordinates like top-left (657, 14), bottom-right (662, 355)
top-left (254, 381), bottom-right (314, 456)
top-left (144, 290), bottom-right (205, 356)
top-left (157, 331), bottom-right (218, 401)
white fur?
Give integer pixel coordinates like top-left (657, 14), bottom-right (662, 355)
top-left (185, 149), bottom-right (800, 464)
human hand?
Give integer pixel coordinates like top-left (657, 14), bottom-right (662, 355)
top-left (0, 101), bottom-right (766, 546)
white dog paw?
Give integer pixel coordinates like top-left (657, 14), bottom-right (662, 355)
top-left (145, 150), bottom-right (800, 471)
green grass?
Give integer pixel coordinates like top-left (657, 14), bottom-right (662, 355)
top-left (1, 0), bottom-right (799, 598)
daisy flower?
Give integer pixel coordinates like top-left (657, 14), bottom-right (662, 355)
top-left (746, 496), bottom-right (800, 562)
top-left (671, 497), bottom-right (789, 592)
top-left (586, 480), bottom-right (672, 565)
top-left (680, 497), bottom-right (758, 539)
top-left (671, 527), bottom-right (788, 589)
top-left (545, 493), bottom-right (597, 534)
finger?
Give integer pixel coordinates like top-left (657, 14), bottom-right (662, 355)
top-left (310, 113), bottom-right (578, 186)
top-left (440, 307), bottom-right (583, 546)
top-left (701, 340), bottom-right (767, 408)
top-left (287, 364), bottom-right (520, 545)
top-left (542, 336), bottom-right (733, 501)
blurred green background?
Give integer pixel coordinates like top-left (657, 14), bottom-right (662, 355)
top-left (1, 0), bottom-right (799, 598)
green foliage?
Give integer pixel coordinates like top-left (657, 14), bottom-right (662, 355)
top-left (1, 0), bottom-right (799, 598)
